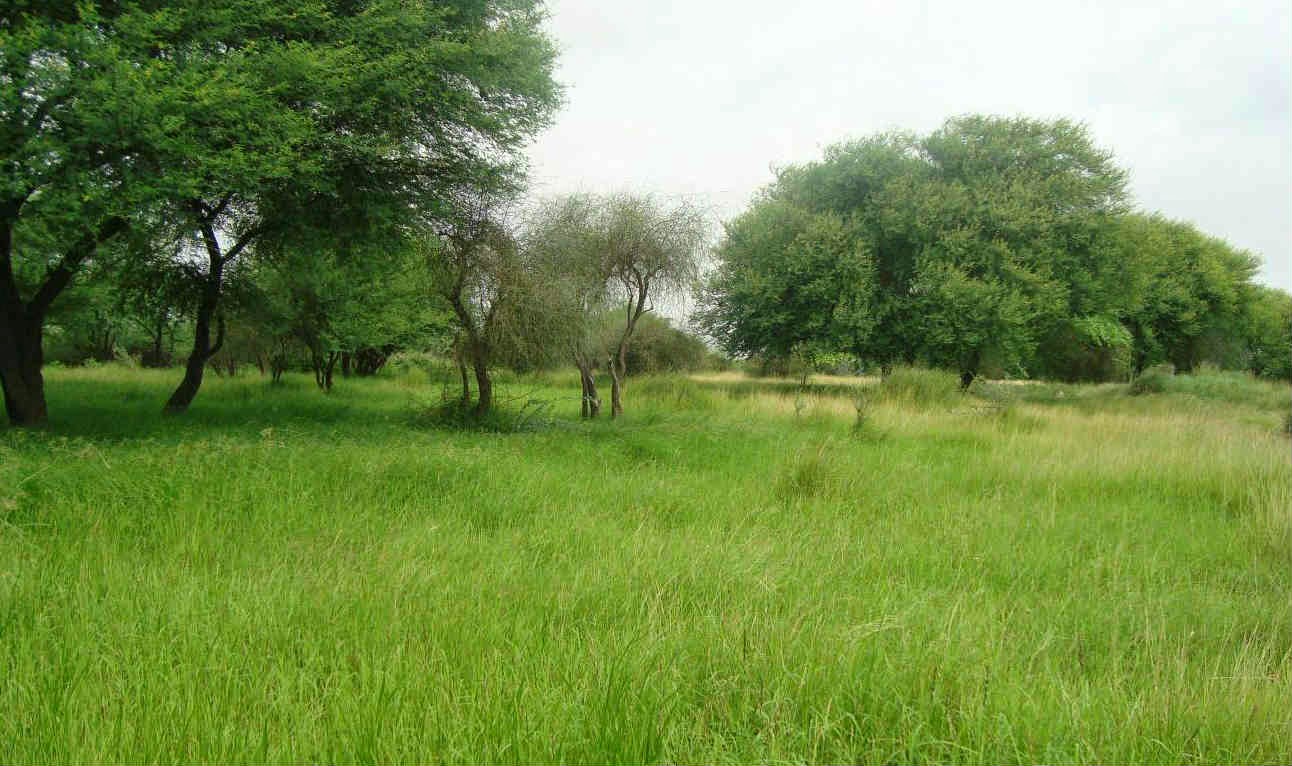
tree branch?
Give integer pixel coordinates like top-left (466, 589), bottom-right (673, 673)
top-left (28, 216), bottom-right (128, 320)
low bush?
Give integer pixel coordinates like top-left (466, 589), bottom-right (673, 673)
top-left (1129, 364), bottom-right (1174, 395)
top-left (877, 366), bottom-right (962, 406)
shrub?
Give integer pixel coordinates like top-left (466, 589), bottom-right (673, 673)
top-left (877, 366), bottom-right (962, 406)
top-left (1129, 364), bottom-right (1174, 395)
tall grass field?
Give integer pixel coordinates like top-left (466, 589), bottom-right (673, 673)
top-left (2, 365), bottom-right (1290, 763)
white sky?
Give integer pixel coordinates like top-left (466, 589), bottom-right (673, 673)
top-left (527, 0), bottom-right (1292, 292)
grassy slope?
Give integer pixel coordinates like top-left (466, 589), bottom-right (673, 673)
top-left (1, 366), bottom-right (1289, 763)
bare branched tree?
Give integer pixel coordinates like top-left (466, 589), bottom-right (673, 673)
top-left (601, 195), bottom-right (709, 417)
top-left (525, 193), bottom-right (710, 417)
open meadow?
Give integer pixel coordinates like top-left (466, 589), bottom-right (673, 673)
top-left (1, 365), bottom-right (1289, 763)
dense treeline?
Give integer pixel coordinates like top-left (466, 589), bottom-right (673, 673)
top-left (1, 0), bottom-right (562, 425)
top-left (697, 116), bottom-right (1291, 385)
top-left (3, 2), bottom-right (1285, 431)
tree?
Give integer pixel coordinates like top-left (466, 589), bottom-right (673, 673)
top-left (697, 202), bottom-right (876, 366)
top-left (1244, 286), bottom-right (1292, 381)
top-left (244, 241), bottom-right (448, 392)
top-left (523, 194), bottom-right (610, 417)
top-left (525, 194), bottom-right (709, 417)
top-left (431, 192), bottom-right (532, 416)
top-left (700, 115), bottom-right (1133, 385)
top-left (7, 0), bottom-right (558, 415)
top-left (1116, 214), bottom-right (1260, 373)
top-left (0, 5), bottom-right (142, 424)
top-left (598, 196), bottom-right (708, 417)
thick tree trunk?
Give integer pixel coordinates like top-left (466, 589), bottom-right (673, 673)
top-left (0, 315), bottom-right (48, 426)
top-left (471, 347), bottom-right (492, 417)
top-left (0, 207), bottom-right (92, 427)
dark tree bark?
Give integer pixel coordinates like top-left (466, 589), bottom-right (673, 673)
top-left (0, 312), bottom-right (46, 426)
top-left (575, 354), bottom-right (600, 418)
top-left (164, 225), bottom-right (225, 413)
top-left (164, 205), bottom-right (256, 414)
top-left (353, 346), bottom-right (392, 376)
top-left (0, 203), bottom-right (125, 426)
top-left (608, 273), bottom-right (650, 418)
top-left (959, 348), bottom-right (981, 390)
top-left (470, 342), bottom-right (492, 416)
top-left (313, 350), bottom-right (339, 392)
top-left (454, 338), bottom-right (471, 407)
top-left (340, 351), bottom-right (352, 377)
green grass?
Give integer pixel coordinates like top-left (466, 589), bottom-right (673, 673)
top-left (2, 365), bottom-right (1290, 763)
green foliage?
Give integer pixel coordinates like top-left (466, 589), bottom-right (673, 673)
top-left (876, 366), bottom-right (963, 406)
top-left (1244, 285), bottom-right (1292, 380)
top-left (2, 0), bottom-right (562, 421)
top-left (1115, 214), bottom-right (1261, 373)
top-left (613, 314), bottom-right (717, 375)
top-left (700, 115), bottom-right (1134, 381)
top-left (1129, 364), bottom-right (1174, 395)
top-left (1040, 315), bottom-right (1134, 382)
top-left (699, 115), bottom-right (1272, 386)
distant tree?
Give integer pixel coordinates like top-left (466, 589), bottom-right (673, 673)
top-left (700, 115), bottom-right (1135, 386)
top-left (245, 242), bottom-right (447, 392)
top-left (1243, 285), bottom-right (1292, 381)
top-left (526, 194), bottom-right (709, 417)
top-left (611, 313), bottom-right (714, 375)
top-left (697, 202), bottom-right (876, 366)
top-left (1115, 214), bottom-right (1260, 373)
top-left (599, 196), bottom-right (708, 416)
top-left (432, 190), bottom-right (563, 416)
top-left (524, 195), bottom-right (609, 416)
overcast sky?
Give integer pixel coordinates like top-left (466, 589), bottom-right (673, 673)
top-left (526, 0), bottom-right (1292, 292)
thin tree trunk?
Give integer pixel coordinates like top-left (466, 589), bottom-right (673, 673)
top-left (146, 313), bottom-right (166, 368)
top-left (575, 355), bottom-right (600, 418)
top-left (609, 352), bottom-right (624, 418)
top-left (323, 351), bottom-right (338, 392)
top-left (164, 219), bottom-right (226, 414)
top-left (457, 347), bottom-right (471, 407)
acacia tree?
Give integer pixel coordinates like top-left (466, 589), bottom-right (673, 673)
top-left (0, 6), bottom-right (143, 424)
top-left (524, 194), bottom-right (609, 417)
top-left (598, 196), bottom-right (708, 417)
top-left (525, 194), bottom-right (708, 417)
top-left (696, 201), bottom-right (877, 367)
top-left (432, 191), bottom-right (524, 416)
top-left (700, 115), bottom-right (1133, 385)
